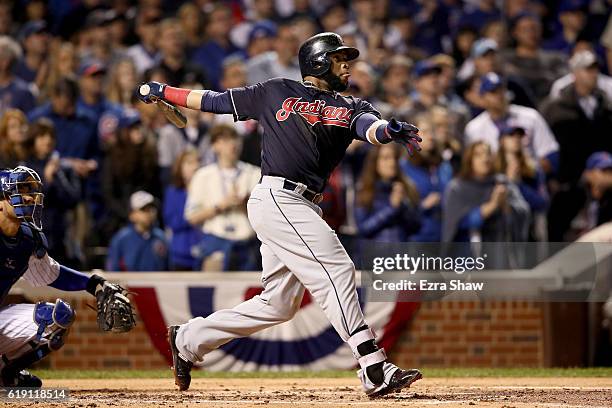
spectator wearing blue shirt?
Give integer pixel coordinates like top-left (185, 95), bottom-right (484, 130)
top-left (14, 20), bottom-right (49, 87)
top-left (28, 77), bottom-right (99, 166)
top-left (163, 150), bottom-right (203, 271)
top-left (543, 0), bottom-right (588, 55)
top-left (401, 116), bottom-right (453, 242)
top-left (411, 0), bottom-right (449, 56)
top-left (355, 144), bottom-right (421, 242)
top-left (27, 77), bottom-right (101, 234)
top-left (0, 36), bottom-right (35, 117)
top-left (107, 191), bottom-right (169, 272)
top-left (76, 61), bottom-right (124, 140)
top-left (190, 4), bottom-right (242, 90)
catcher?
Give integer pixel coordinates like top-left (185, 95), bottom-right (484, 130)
top-left (0, 166), bottom-right (136, 387)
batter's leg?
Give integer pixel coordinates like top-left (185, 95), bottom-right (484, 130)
top-left (175, 241), bottom-right (306, 363)
top-left (249, 183), bottom-right (421, 396)
top-left (250, 186), bottom-right (366, 340)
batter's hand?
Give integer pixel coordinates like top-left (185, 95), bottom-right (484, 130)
top-left (136, 81), bottom-right (166, 104)
top-left (386, 118), bottom-right (422, 156)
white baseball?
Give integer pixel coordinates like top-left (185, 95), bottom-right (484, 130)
top-left (139, 84), bottom-right (150, 96)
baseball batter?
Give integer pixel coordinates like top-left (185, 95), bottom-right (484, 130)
top-left (138, 32), bottom-right (423, 397)
top-left (0, 166), bottom-right (135, 387)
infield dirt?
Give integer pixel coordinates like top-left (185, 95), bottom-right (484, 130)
top-left (10, 377), bottom-right (612, 408)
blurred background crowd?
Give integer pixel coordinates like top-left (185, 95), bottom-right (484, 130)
top-left (0, 0), bottom-right (611, 272)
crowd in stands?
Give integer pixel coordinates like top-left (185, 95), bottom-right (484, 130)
top-left (0, 0), bottom-right (611, 271)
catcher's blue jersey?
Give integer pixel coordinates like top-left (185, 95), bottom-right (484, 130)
top-left (0, 224), bottom-right (60, 303)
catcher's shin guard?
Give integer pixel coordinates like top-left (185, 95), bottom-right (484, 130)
top-left (1, 300), bottom-right (74, 387)
top-left (168, 326), bottom-right (193, 391)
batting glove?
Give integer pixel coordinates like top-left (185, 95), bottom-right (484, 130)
top-left (386, 118), bottom-right (422, 156)
top-left (136, 81), bottom-right (166, 104)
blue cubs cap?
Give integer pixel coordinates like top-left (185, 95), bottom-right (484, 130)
top-left (479, 72), bottom-right (504, 95)
top-left (248, 21), bottom-right (277, 44)
top-left (118, 111), bottom-right (142, 129)
top-left (413, 60), bottom-right (441, 78)
top-left (19, 20), bottom-right (47, 41)
top-left (585, 152), bottom-right (612, 170)
top-left (78, 60), bottom-right (107, 77)
top-left (471, 38), bottom-right (498, 58)
top-left (559, 0), bottom-right (588, 13)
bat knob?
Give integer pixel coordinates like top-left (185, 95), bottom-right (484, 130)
top-left (139, 84), bottom-right (150, 96)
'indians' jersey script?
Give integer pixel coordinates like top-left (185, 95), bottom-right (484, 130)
top-left (230, 78), bottom-right (380, 192)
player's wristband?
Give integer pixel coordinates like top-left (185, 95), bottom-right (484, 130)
top-left (365, 119), bottom-right (392, 145)
top-left (86, 274), bottom-right (106, 296)
top-left (164, 86), bottom-right (191, 107)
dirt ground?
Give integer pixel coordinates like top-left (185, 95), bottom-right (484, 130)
top-left (5, 377), bottom-right (612, 408)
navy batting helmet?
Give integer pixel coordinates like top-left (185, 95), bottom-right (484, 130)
top-left (1, 166), bottom-right (44, 230)
top-left (298, 32), bottom-right (359, 79)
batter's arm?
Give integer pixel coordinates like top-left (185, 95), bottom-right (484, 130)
top-left (353, 113), bottom-right (422, 155)
top-left (137, 81), bottom-right (233, 113)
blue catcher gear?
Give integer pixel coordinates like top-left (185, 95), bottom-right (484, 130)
top-left (1, 299), bottom-right (75, 387)
top-left (0, 166), bottom-right (44, 230)
top-left (33, 299), bottom-right (76, 347)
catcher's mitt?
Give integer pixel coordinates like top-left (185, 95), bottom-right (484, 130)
top-left (95, 282), bottom-right (136, 333)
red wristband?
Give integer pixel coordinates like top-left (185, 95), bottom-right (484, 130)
top-left (164, 86), bottom-right (190, 107)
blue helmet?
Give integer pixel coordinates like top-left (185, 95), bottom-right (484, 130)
top-left (0, 166), bottom-right (44, 230)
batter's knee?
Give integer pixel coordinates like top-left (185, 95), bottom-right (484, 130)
top-left (266, 293), bottom-right (303, 323)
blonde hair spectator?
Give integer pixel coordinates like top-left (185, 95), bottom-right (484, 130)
top-left (0, 109), bottom-right (29, 166)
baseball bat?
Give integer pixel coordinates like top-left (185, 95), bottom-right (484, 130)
top-left (139, 84), bottom-right (187, 128)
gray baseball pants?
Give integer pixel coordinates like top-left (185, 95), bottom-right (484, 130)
top-left (176, 176), bottom-right (366, 362)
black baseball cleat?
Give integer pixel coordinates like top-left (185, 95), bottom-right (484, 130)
top-left (368, 368), bottom-right (422, 398)
top-left (167, 325), bottom-right (193, 391)
top-left (1, 369), bottom-right (43, 387)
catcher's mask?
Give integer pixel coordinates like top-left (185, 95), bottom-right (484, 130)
top-left (1, 166), bottom-right (45, 230)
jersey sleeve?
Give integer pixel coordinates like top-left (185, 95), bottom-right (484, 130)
top-left (228, 80), bottom-right (271, 121)
top-left (23, 254), bottom-right (61, 287)
top-left (350, 99), bottom-right (382, 141)
top-left (532, 111), bottom-right (559, 159)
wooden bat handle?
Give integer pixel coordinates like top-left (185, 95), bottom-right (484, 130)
top-left (157, 99), bottom-right (187, 129)
top-left (138, 84), bottom-right (187, 128)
